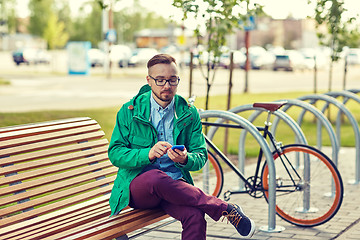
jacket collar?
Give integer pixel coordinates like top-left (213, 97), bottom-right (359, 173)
top-left (130, 84), bottom-right (190, 121)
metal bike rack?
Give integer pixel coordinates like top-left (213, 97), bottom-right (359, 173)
top-left (271, 99), bottom-right (340, 198)
top-left (325, 91), bottom-right (360, 144)
top-left (347, 88), bottom-right (360, 94)
top-left (205, 104), bottom-right (309, 190)
top-left (300, 93), bottom-right (360, 184)
top-left (200, 110), bottom-right (284, 233)
top-left (229, 104), bottom-right (313, 215)
top-left (272, 98), bottom-right (339, 166)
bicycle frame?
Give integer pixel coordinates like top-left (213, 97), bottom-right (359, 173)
top-left (202, 116), bottom-right (302, 199)
top-left (202, 121), bottom-right (265, 196)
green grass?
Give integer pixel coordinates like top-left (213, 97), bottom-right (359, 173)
top-left (0, 77), bottom-right (10, 85)
top-left (0, 91), bottom-right (359, 157)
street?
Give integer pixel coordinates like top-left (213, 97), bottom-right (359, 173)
top-left (0, 50), bottom-right (359, 112)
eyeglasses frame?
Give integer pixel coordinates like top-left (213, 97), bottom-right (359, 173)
top-left (149, 75), bottom-right (180, 86)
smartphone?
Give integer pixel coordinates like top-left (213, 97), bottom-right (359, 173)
top-left (171, 145), bottom-right (185, 151)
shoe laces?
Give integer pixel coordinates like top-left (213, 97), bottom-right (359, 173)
top-left (221, 208), bottom-right (242, 227)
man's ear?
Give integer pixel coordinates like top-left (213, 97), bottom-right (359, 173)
top-left (146, 75), bottom-right (151, 86)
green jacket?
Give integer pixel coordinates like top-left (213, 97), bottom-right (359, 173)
top-left (108, 85), bottom-right (208, 215)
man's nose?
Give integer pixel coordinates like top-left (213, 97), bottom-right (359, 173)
top-left (163, 81), bottom-right (171, 88)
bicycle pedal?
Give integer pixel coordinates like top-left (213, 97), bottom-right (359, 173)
top-left (224, 190), bottom-right (231, 201)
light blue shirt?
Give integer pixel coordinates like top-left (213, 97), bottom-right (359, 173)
top-left (140, 94), bottom-right (183, 180)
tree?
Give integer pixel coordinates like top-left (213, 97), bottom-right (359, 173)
top-left (173, 0), bottom-right (263, 110)
top-left (43, 13), bottom-right (69, 49)
top-left (69, 1), bottom-right (102, 47)
top-left (0, 0), bottom-right (17, 34)
top-left (28, 0), bottom-right (54, 37)
top-left (55, 0), bottom-right (72, 34)
top-left (312, 0), bottom-right (358, 91)
top-left (113, 8), bottom-right (170, 44)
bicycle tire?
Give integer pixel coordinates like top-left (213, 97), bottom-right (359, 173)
top-left (192, 151), bottom-right (224, 197)
top-left (261, 144), bottom-right (343, 227)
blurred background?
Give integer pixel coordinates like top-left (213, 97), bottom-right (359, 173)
top-left (0, 0), bottom-right (359, 74)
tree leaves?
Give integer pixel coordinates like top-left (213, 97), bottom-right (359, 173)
top-left (43, 13), bottom-right (69, 49)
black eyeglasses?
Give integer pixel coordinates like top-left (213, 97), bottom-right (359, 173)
top-left (149, 75), bottom-right (180, 86)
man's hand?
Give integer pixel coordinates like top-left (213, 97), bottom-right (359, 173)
top-left (149, 141), bottom-right (172, 161)
top-left (168, 146), bottom-right (188, 165)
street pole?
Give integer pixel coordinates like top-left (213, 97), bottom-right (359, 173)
top-left (244, 30), bottom-right (250, 93)
top-left (189, 51), bottom-right (193, 98)
top-left (224, 51), bottom-right (234, 155)
top-left (102, 8), bottom-right (110, 78)
top-left (343, 56), bottom-right (348, 90)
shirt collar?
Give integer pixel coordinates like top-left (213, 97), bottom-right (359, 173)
top-left (150, 93), bottom-right (175, 112)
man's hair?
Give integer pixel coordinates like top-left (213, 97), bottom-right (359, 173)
top-left (147, 54), bottom-right (177, 69)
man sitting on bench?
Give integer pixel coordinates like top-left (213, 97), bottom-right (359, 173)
top-left (108, 53), bottom-right (255, 239)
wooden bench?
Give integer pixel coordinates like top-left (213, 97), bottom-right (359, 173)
top-left (0, 117), bottom-right (169, 240)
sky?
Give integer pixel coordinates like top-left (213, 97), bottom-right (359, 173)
top-left (16, 0), bottom-right (360, 22)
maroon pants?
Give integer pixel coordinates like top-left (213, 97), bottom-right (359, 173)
top-left (129, 169), bottom-right (228, 240)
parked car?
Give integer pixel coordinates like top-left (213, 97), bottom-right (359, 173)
top-left (109, 45), bottom-right (132, 68)
top-left (128, 48), bottom-right (158, 67)
top-left (346, 48), bottom-right (360, 65)
top-left (273, 54), bottom-right (298, 71)
top-left (273, 51), bottom-right (306, 71)
top-left (251, 51), bottom-right (275, 70)
top-left (219, 51), bottom-right (246, 68)
top-left (12, 48), bottom-right (51, 65)
top-left (240, 46), bottom-right (275, 70)
top-left (88, 48), bottom-right (105, 67)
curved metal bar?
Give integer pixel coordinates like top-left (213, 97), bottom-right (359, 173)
top-left (347, 88), bottom-right (360, 94)
top-left (225, 104), bottom-right (308, 190)
top-left (298, 94), bottom-right (360, 184)
top-left (305, 92), bottom-right (360, 184)
top-left (272, 99), bottom-right (339, 167)
top-left (326, 90), bottom-right (360, 105)
top-left (199, 110), bottom-right (283, 232)
top-left (229, 104), bottom-right (312, 213)
top-left (271, 98), bottom-right (340, 196)
top-left (205, 104), bottom-right (307, 181)
top-left (325, 91), bottom-right (360, 145)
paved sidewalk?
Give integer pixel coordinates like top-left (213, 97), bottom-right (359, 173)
top-left (127, 147), bottom-right (360, 240)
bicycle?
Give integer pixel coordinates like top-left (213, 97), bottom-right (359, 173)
top-left (192, 101), bottom-right (344, 227)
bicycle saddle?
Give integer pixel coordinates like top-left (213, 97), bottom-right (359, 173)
top-left (253, 101), bottom-right (287, 112)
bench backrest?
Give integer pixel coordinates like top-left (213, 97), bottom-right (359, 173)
top-left (0, 117), bottom-right (117, 228)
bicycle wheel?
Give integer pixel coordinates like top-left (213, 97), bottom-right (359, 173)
top-left (192, 151), bottom-right (224, 197)
top-left (261, 144), bottom-right (343, 227)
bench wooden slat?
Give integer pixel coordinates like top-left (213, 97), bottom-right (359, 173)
top-left (86, 212), bottom-right (169, 240)
top-left (1, 175), bottom-right (115, 219)
top-left (0, 117), bottom-right (92, 134)
top-left (2, 166), bottom-right (115, 206)
top-left (1, 156), bottom-right (113, 196)
top-left (92, 215), bottom-right (170, 240)
top-left (0, 148), bottom-right (109, 185)
top-left (0, 195), bottom-right (110, 238)
top-left (22, 207), bottom-right (111, 240)
top-left (0, 119), bottom-right (98, 140)
top-left (56, 209), bottom-right (169, 240)
top-left (0, 124), bottom-right (101, 149)
top-left (0, 138), bottom-right (108, 166)
top-left (0, 184), bottom-right (113, 227)
top-left (0, 130), bottom-right (105, 158)
top-left (6, 204), bottom-right (110, 240)
top-left (0, 146), bottom-right (107, 177)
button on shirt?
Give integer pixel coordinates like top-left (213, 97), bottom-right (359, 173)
top-left (140, 95), bottom-right (183, 180)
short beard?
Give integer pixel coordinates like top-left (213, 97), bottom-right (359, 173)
top-left (153, 90), bottom-right (173, 103)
